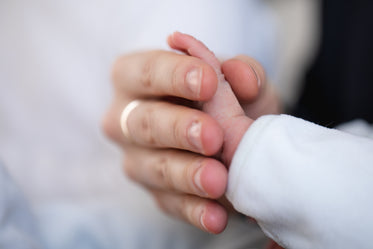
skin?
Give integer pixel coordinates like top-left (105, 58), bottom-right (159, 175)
top-left (102, 32), bottom-right (281, 235)
top-left (167, 32), bottom-right (253, 166)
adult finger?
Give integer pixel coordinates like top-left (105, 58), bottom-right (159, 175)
top-left (222, 55), bottom-right (266, 102)
top-left (151, 190), bottom-right (228, 234)
top-left (124, 100), bottom-right (223, 156)
top-left (124, 148), bottom-right (227, 199)
top-left (111, 50), bottom-right (218, 101)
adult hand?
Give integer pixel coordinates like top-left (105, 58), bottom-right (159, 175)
top-left (102, 40), bottom-right (280, 234)
top-left (167, 32), bottom-right (281, 165)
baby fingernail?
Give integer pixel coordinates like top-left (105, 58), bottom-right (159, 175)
top-left (188, 121), bottom-right (203, 152)
top-left (186, 68), bottom-right (202, 96)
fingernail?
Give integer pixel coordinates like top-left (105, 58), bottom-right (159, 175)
top-left (249, 64), bottom-right (261, 87)
top-left (200, 211), bottom-right (208, 232)
top-left (188, 121), bottom-right (203, 152)
top-left (186, 68), bottom-right (202, 97)
top-left (194, 164), bottom-right (208, 197)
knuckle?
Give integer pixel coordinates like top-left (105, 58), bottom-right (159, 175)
top-left (154, 156), bottom-right (174, 189)
top-left (140, 55), bottom-right (154, 89)
top-left (140, 106), bottom-right (156, 145)
top-left (140, 50), bottom-right (162, 90)
top-left (170, 59), bottom-right (185, 95)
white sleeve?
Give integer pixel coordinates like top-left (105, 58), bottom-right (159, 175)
top-left (226, 114), bottom-right (373, 249)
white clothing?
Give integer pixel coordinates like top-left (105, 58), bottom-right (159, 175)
top-left (227, 115), bottom-right (373, 249)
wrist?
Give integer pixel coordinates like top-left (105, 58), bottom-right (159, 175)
top-left (221, 116), bottom-right (253, 166)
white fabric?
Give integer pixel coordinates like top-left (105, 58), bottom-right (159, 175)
top-left (0, 1), bottom-right (276, 248)
top-left (227, 115), bottom-right (373, 249)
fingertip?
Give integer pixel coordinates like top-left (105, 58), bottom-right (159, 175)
top-left (201, 202), bottom-right (228, 234)
top-left (200, 159), bottom-right (227, 198)
top-left (222, 58), bottom-right (260, 102)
